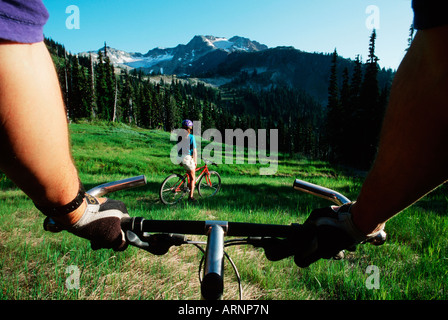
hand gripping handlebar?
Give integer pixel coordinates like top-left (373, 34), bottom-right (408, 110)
top-left (43, 175), bottom-right (386, 300)
top-left (43, 175), bottom-right (147, 233)
top-left (293, 178), bottom-right (386, 245)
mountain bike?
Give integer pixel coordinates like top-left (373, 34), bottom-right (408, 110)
top-left (44, 175), bottom-right (386, 300)
top-left (159, 158), bottom-right (221, 205)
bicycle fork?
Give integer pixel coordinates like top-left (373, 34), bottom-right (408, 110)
top-left (201, 221), bottom-right (228, 300)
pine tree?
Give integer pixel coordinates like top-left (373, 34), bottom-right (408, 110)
top-left (406, 24), bottom-right (415, 51)
top-left (350, 55), bottom-right (363, 112)
top-left (120, 71), bottom-right (134, 124)
top-left (341, 55), bottom-right (363, 166)
top-left (325, 49), bottom-right (342, 162)
top-left (88, 54), bottom-right (97, 119)
top-left (95, 47), bottom-right (116, 121)
top-left (357, 29), bottom-right (381, 168)
top-left (337, 67), bottom-right (351, 163)
top-left (69, 55), bottom-right (84, 120)
top-left (137, 80), bottom-right (152, 128)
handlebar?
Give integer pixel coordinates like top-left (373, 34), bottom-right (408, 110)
top-left (43, 174), bottom-right (386, 300)
top-left (43, 175), bottom-right (147, 233)
top-left (121, 217), bottom-right (295, 238)
top-left (120, 216), bottom-right (301, 300)
top-left (203, 158), bottom-right (218, 166)
top-left (87, 175), bottom-right (147, 197)
top-left (294, 178), bottom-right (386, 245)
top-left (293, 179), bottom-right (350, 205)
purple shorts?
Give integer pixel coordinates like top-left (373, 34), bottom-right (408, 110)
top-left (0, 0), bottom-right (49, 43)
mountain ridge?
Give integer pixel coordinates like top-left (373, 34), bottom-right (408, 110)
top-left (79, 35), bottom-right (267, 73)
top-left (79, 34), bottom-right (395, 105)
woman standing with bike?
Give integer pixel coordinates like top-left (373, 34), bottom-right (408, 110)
top-left (177, 120), bottom-right (198, 202)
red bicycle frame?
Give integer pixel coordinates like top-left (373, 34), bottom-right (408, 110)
top-left (174, 163), bottom-right (211, 192)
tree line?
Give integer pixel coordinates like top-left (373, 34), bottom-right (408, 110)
top-left (325, 30), bottom-right (394, 169)
top-left (44, 38), bottom-right (326, 159)
top-left (45, 30), bottom-right (393, 168)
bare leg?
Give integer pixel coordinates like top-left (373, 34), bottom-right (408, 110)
top-left (188, 170), bottom-right (195, 199)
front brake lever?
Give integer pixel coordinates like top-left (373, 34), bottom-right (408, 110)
top-left (247, 237), bottom-right (295, 262)
top-left (125, 230), bottom-right (187, 255)
top-left (125, 230), bottom-right (152, 251)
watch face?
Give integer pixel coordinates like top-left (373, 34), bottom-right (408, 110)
top-left (85, 193), bottom-right (99, 205)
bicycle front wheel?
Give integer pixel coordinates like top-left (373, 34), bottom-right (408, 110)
top-left (198, 171), bottom-right (221, 198)
top-left (159, 174), bottom-right (188, 205)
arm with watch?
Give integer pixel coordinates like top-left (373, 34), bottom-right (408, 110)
top-left (0, 40), bottom-right (128, 251)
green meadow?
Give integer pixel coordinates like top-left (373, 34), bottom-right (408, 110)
top-left (1, 122), bottom-right (447, 300)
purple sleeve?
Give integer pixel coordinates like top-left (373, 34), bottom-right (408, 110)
top-left (412, 0), bottom-right (448, 30)
top-left (0, 0), bottom-right (49, 43)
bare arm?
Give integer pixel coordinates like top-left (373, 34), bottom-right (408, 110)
top-left (0, 40), bottom-right (130, 251)
top-left (351, 26), bottom-right (448, 234)
top-left (0, 41), bottom-right (85, 224)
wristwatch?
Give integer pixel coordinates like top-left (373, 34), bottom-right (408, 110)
top-left (34, 183), bottom-right (85, 217)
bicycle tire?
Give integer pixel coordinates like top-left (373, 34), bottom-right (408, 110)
top-left (159, 174), bottom-right (188, 205)
top-left (198, 171), bottom-right (221, 198)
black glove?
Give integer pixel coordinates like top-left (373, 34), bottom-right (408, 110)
top-left (64, 194), bottom-right (129, 251)
top-left (294, 203), bottom-right (385, 268)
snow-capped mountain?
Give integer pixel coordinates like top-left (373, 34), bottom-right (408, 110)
top-left (79, 35), bottom-right (268, 75)
top-left (192, 35), bottom-right (268, 53)
top-left (77, 35), bottom-right (395, 106)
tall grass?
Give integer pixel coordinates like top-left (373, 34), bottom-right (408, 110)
top-left (1, 121), bottom-right (447, 300)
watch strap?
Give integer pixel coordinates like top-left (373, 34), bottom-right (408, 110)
top-left (35, 183), bottom-right (86, 217)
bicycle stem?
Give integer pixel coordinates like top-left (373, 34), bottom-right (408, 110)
top-left (201, 221), bottom-right (228, 300)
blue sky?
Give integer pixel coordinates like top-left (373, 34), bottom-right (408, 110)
top-left (42, 0), bottom-right (414, 70)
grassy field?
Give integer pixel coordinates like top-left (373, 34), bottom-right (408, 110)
top-left (1, 121), bottom-right (447, 300)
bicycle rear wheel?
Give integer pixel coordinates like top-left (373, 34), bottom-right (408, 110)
top-left (159, 174), bottom-right (188, 205)
top-left (198, 171), bottom-right (221, 198)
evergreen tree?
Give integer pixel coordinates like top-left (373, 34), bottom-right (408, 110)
top-left (137, 80), bottom-right (152, 128)
top-left (337, 67), bottom-right (352, 163)
top-left (406, 24), bottom-right (415, 51)
top-left (95, 48), bottom-right (116, 121)
top-left (325, 49), bottom-right (342, 162)
top-left (350, 55), bottom-right (363, 112)
top-left (163, 91), bottom-right (179, 132)
top-left (88, 54), bottom-right (97, 119)
top-left (122, 72), bottom-right (134, 123)
top-left (357, 29), bottom-right (381, 168)
top-left (68, 55), bottom-right (85, 120)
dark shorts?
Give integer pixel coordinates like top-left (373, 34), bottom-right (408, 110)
top-left (0, 0), bottom-right (49, 43)
top-left (412, 0), bottom-right (448, 30)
